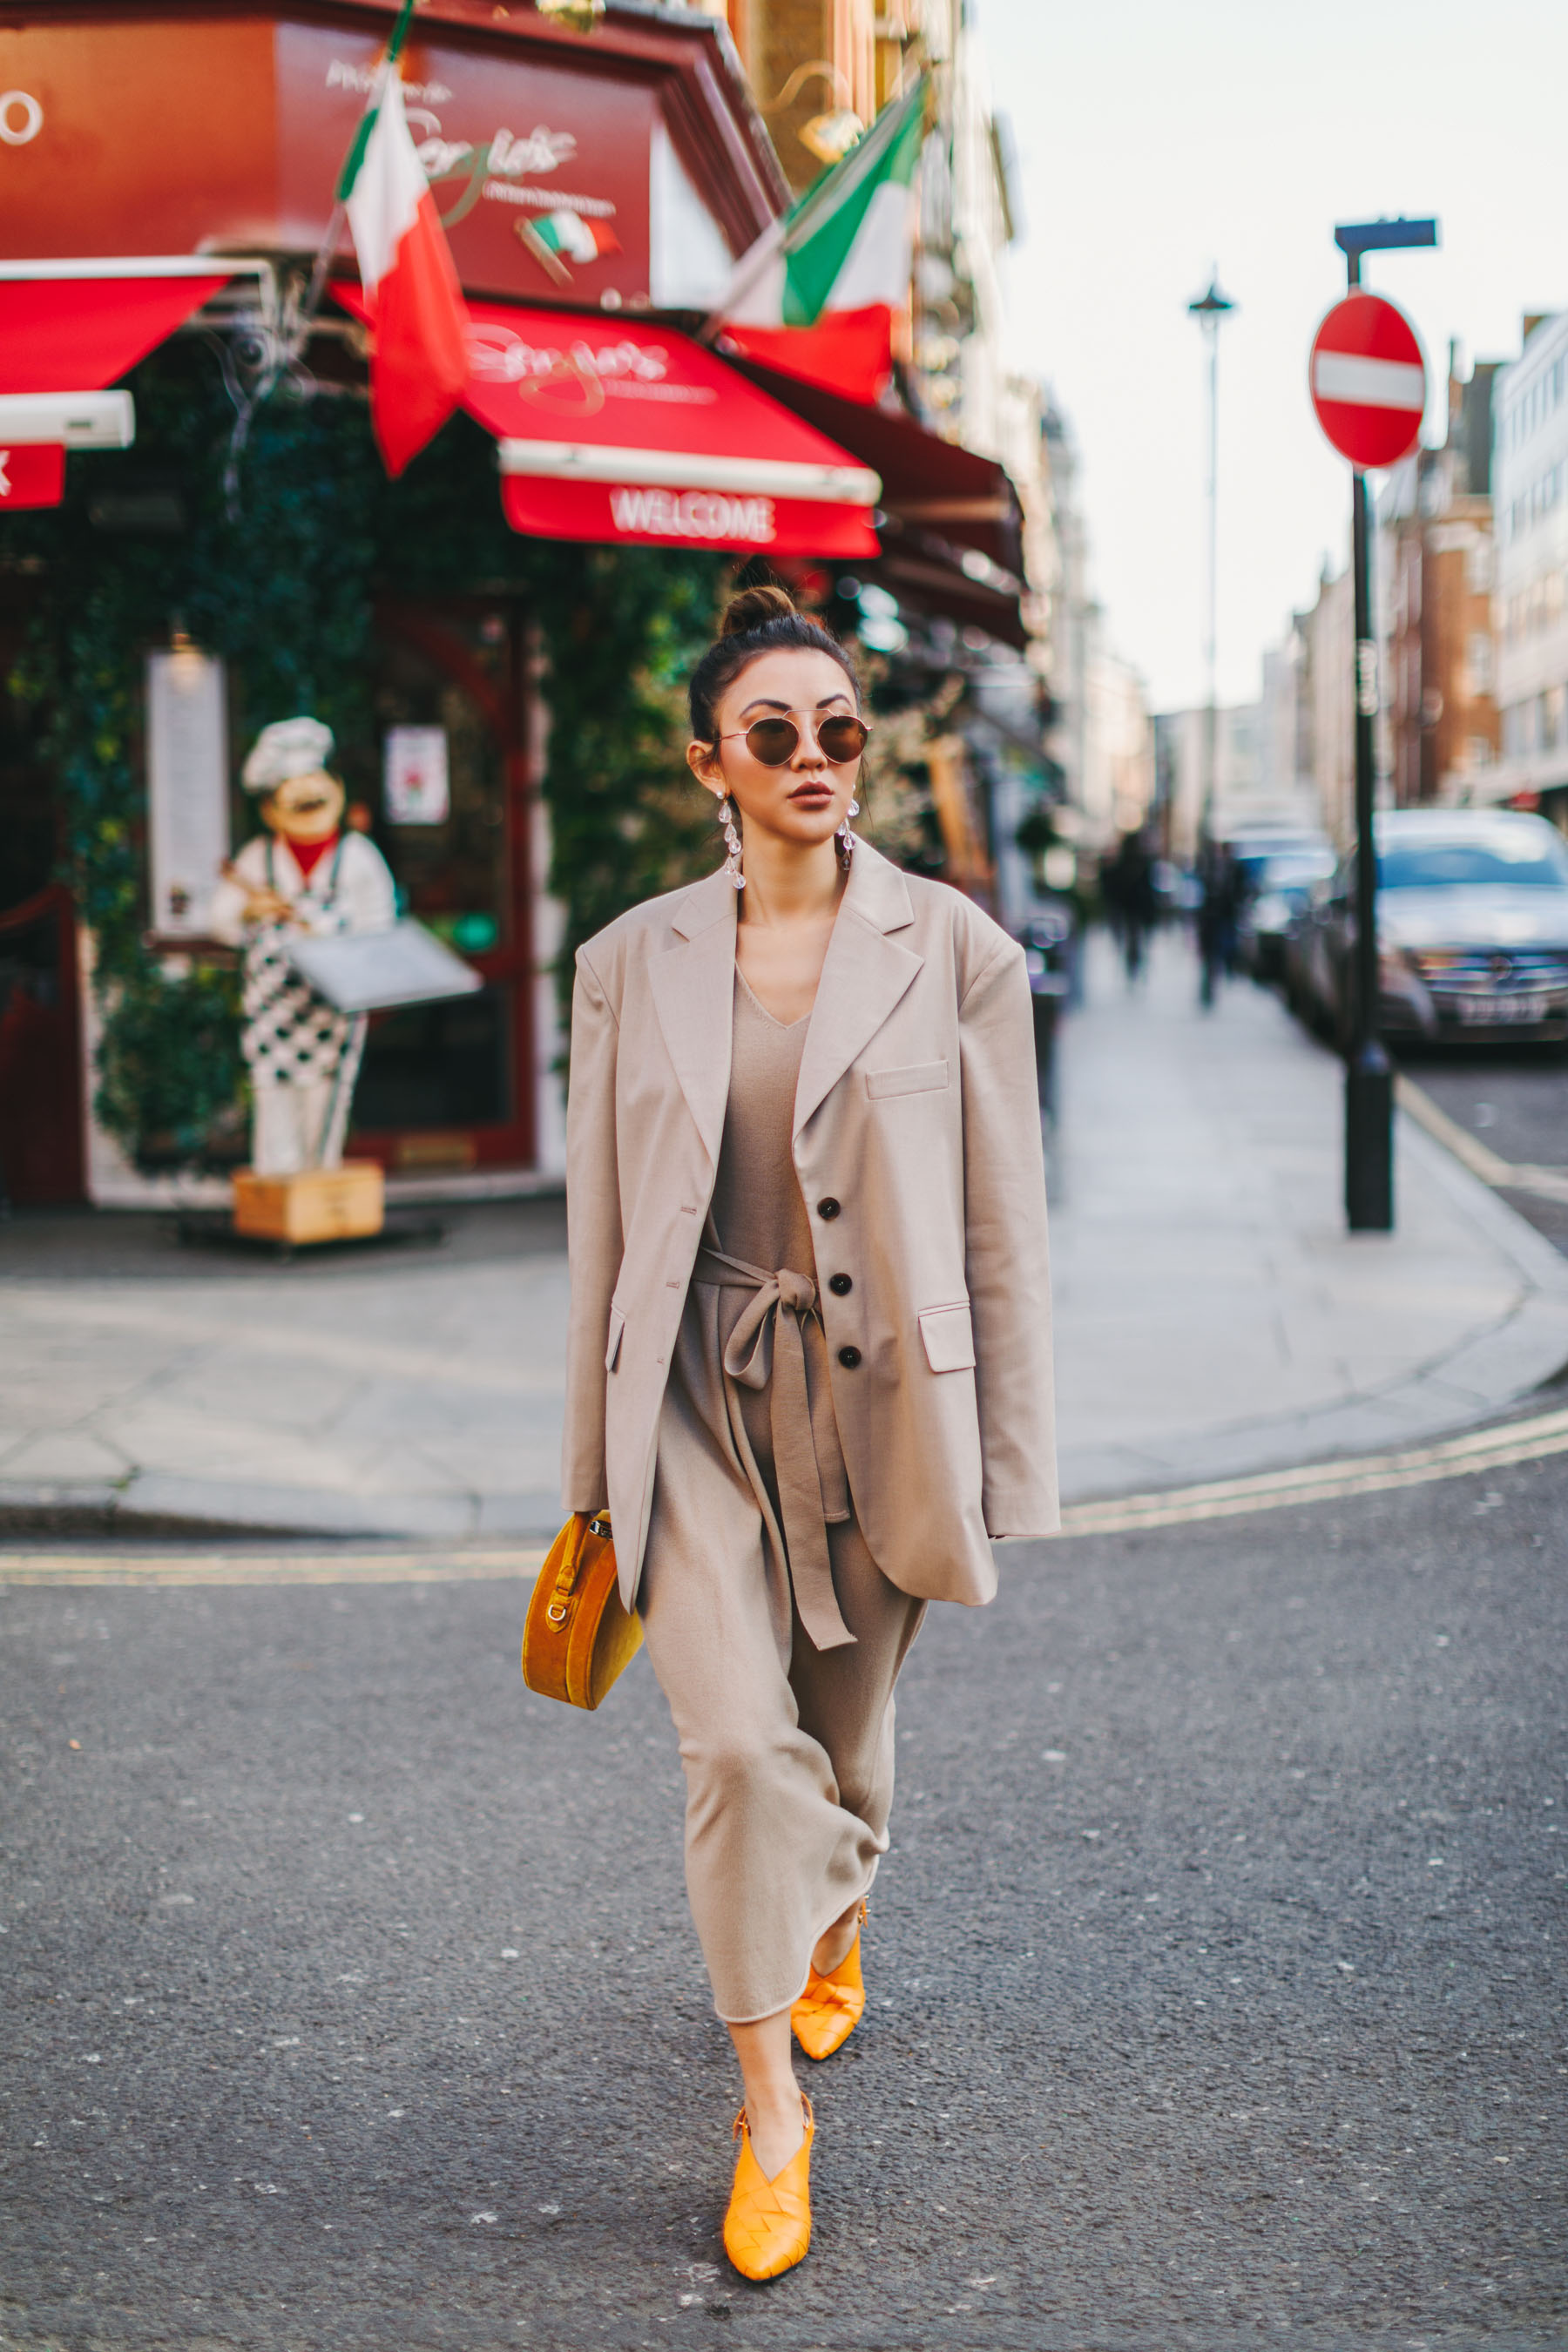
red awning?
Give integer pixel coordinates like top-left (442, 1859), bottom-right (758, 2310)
top-left (720, 356), bottom-right (1023, 575)
top-left (337, 288), bottom-right (880, 558)
top-left (0, 260), bottom-right (237, 510)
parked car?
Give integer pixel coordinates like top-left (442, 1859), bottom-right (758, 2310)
top-left (1287, 808), bottom-right (1568, 1047)
top-left (1233, 836), bottom-right (1336, 981)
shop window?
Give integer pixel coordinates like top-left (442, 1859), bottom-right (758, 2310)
top-left (351, 987), bottom-right (511, 1130)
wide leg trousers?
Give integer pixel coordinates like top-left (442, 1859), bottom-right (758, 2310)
top-left (639, 1282), bottom-right (925, 2024)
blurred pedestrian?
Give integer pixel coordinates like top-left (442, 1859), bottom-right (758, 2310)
top-left (560, 584), bottom-right (1057, 2281)
top-left (1104, 829), bottom-right (1158, 983)
top-left (1195, 839), bottom-right (1240, 1010)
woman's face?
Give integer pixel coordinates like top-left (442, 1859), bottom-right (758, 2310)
top-left (686, 646), bottom-right (861, 855)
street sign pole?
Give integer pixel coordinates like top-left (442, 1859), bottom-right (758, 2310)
top-left (1321, 217), bottom-right (1437, 1233)
top-left (1345, 456), bottom-right (1391, 1228)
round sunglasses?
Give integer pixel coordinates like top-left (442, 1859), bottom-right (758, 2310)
top-left (715, 710), bottom-right (870, 767)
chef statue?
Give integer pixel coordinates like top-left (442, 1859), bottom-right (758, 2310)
top-left (210, 717), bottom-right (396, 1178)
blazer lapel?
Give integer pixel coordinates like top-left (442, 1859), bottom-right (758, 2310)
top-left (794, 845), bottom-right (923, 1137)
top-left (649, 867), bottom-right (738, 1170)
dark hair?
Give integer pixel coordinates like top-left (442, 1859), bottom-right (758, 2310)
top-left (688, 584), bottom-right (860, 744)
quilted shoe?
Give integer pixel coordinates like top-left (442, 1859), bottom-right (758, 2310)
top-left (791, 1913), bottom-right (866, 2061)
top-left (722, 2095), bottom-right (814, 2281)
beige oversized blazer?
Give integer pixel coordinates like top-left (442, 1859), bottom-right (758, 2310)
top-left (561, 839), bottom-right (1058, 1614)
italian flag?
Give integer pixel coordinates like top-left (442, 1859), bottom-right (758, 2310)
top-left (338, 6), bottom-right (470, 478)
top-left (720, 78), bottom-right (928, 405)
top-left (517, 208), bottom-right (622, 287)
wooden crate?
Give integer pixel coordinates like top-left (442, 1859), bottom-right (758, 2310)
top-left (231, 1160), bottom-right (385, 1245)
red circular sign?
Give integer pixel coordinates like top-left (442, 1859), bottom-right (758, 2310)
top-left (1310, 291), bottom-right (1426, 470)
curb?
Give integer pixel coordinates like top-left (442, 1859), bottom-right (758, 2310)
top-left (1055, 1108), bottom-right (1568, 1505)
top-left (0, 1475), bottom-right (566, 1544)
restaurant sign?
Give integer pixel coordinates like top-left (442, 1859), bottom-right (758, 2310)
top-left (0, 17), bottom-right (654, 307)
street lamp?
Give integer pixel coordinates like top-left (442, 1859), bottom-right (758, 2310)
top-left (1187, 272), bottom-right (1235, 844)
top-left (1333, 215), bottom-right (1437, 1233)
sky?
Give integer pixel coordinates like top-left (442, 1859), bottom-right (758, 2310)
top-left (976, 0), bottom-right (1568, 714)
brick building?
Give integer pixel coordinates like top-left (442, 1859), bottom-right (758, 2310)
top-left (1380, 351), bottom-right (1501, 809)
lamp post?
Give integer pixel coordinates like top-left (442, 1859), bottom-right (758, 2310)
top-left (1187, 273), bottom-right (1235, 843)
top-left (1332, 215), bottom-right (1437, 1233)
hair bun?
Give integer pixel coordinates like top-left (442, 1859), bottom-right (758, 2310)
top-left (720, 583), bottom-right (797, 638)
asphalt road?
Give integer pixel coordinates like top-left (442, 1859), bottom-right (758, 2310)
top-left (3, 1443), bottom-right (1565, 2351)
top-left (1404, 1051), bottom-right (1568, 1261)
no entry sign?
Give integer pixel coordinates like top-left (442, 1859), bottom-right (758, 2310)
top-left (1310, 291), bottom-right (1426, 470)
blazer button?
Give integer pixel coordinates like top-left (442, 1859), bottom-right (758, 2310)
top-left (837, 1344), bottom-right (862, 1369)
top-left (828, 1273), bottom-right (853, 1295)
top-left (816, 1196), bottom-right (841, 1220)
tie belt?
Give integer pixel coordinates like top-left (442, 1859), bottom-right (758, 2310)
top-left (693, 1242), bottom-right (855, 1651)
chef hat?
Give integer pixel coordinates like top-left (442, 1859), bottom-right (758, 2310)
top-left (241, 716), bottom-right (336, 795)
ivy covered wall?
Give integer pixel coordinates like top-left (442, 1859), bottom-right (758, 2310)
top-left (2, 341), bottom-right (726, 1166)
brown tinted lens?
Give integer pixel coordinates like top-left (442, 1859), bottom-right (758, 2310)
top-left (743, 719), bottom-right (801, 766)
top-left (817, 716), bottom-right (869, 764)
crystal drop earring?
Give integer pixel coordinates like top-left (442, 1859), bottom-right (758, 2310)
top-left (836, 788), bottom-right (861, 870)
top-left (718, 794), bottom-right (746, 890)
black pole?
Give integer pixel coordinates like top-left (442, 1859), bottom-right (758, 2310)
top-left (1343, 299), bottom-right (1394, 1230)
top-left (1329, 218), bottom-right (1436, 1232)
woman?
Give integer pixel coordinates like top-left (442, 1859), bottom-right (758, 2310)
top-left (562, 585), bottom-right (1056, 2280)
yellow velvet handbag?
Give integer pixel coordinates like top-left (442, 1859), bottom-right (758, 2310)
top-left (521, 1511), bottom-right (643, 1711)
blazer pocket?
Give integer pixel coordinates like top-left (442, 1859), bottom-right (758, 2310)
top-left (866, 1058), bottom-right (950, 1101)
top-left (605, 1303), bottom-right (626, 1374)
top-left (918, 1301), bottom-right (976, 1374)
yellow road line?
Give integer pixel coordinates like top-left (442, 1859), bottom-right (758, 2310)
top-left (1398, 1074), bottom-right (1568, 1204)
top-left (1060, 1402), bottom-right (1568, 1537)
top-left (0, 1548), bottom-right (546, 1588)
top-left (2, 1401), bottom-right (1565, 1584)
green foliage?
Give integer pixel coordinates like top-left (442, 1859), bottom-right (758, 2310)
top-left (536, 544), bottom-right (723, 997)
top-left (3, 341), bottom-right (724, 1165)
top-left (92, 959), bottom-right (245, 1166)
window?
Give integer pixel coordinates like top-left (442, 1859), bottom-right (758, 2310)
top-left (1469, 735), bottom-right (1493, 770)
top-left (1467, 632), bottom-right (1493, 695)
top-left (1377, 828), bottom-right (1568, 889)
top-left (1465, 539), bottom-right (1492, 593)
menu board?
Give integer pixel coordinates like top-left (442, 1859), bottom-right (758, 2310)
top-left (145, 647), bottom-right (229, 937)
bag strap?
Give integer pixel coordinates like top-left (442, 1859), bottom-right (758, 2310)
top-left (544, 1511), bottom-right (611, 1625)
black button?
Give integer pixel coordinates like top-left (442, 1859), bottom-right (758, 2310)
top-left (828, 1273), bottom-right (853, 1296)
top-left (837, 1345), bottom-right (862, 1369)
top-left (816, 1196), bottom-right (841, 1220)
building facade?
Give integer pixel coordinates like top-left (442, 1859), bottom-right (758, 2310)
top-left (1149, 701), bottom-right (1279, 861)
top-left (1488, 309), bottom-right (1568, 829)
top-left (1379, 351), bottom-right (1500, 811)
top-left (1297, 559), bottom-right (1355, 846)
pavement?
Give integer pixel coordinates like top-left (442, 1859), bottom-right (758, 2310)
top-left (2, 930), bottom-right (1567, 1539)
top-left (2, 1416), bottom-right (1563, 2349)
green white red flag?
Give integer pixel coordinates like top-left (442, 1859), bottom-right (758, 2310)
top-left (719, 78), bottom-right (928, 404)
top-left (515, 207), bottom-right (622, 287)
top-left (337, 10), bottom-right (470, 478)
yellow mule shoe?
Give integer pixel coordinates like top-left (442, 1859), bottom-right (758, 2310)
top-left (722, 2095), bottom-right (814, 2281)
top-left (791, 1904), bottom-right (867, 2061)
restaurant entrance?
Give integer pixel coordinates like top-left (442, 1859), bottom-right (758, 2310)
top-left (349, 599), bottom-right (537, 1178)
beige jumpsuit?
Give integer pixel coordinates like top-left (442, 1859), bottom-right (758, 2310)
top-left (638, 970), bottom-right (926, 2024)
